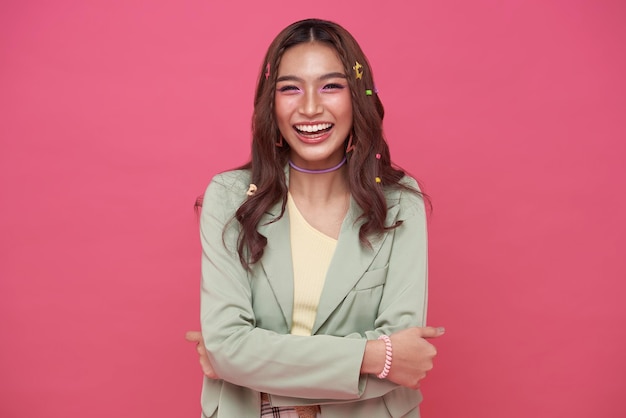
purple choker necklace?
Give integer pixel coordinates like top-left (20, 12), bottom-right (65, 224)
top-left (289, 156), bottom-right (347, 174)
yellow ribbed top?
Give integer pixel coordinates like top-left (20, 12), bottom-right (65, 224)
top-left (287, 193), bottom-right (337, 336)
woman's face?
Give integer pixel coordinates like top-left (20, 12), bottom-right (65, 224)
top-left (274, 42), bottom-right (353, 170)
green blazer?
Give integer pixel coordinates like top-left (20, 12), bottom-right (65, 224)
top-left (199, 168), bottom-right (428, 418)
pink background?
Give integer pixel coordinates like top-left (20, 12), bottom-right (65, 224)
top-left (1, 0), bottom-right (625, 417)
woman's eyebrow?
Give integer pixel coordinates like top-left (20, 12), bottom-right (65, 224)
top-left (320, 72), bottom-right (347, 80)
top-left (276, 72), bottom-right (347, 83)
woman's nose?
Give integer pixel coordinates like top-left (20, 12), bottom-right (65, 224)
top-left (299, 90), bottom-right (323, 117)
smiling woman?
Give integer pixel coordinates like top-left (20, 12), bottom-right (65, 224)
top-left (274, 42), bottom-right (353, 171)
top-left (186, 18), bottom-right (444, 418)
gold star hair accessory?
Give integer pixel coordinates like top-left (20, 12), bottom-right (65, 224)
top-left (353, 61), bottom-right (363, 80)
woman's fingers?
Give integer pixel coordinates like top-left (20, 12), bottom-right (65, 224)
top-left (417, 326), bottom-right (445, 338)
top-left (185, 330), bottom-right (219, 379)
top-left (185, 330), bottom-right (203, 343)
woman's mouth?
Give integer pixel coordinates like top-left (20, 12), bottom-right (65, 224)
top-left (294, 123), bottom-right (334, 138)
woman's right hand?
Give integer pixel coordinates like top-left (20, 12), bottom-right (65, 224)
top-left (362, 326), bottom-right (444, 389)
top-left (185, 331), bottom-right (219, 379)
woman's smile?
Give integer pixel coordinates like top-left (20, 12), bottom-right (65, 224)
top-left (293, 122), bottom-right (335, 143)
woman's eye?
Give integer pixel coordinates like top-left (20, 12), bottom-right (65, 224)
top-left (277, 85), bottom-right (301, 93)
top-left (322, 83), bottom-right (345, 90)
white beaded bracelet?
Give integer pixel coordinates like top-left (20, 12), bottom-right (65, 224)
top-left (377, 335), bottom-right (393, 379)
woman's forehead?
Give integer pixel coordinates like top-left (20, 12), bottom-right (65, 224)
top-left (277, 42), bottom-right (344, 77)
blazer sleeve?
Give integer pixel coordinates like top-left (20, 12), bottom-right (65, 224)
top-left (200, 175), bottom-right (368, 400)
top-left (370, 178), bottom-right (428, 334)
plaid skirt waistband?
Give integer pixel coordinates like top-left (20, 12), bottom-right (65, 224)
top-left (260, 394), bottom-right (321, 418)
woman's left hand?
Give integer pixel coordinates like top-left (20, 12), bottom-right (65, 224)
top-left (185, 331), bottom-right (219, 379)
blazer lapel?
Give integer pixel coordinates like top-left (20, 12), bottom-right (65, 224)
top-left (311, 197), bottom-right (401, 334)
top-left (257, 199), bottom-right (294, 331)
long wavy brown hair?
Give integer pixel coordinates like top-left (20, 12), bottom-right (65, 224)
top-left (201, 19), bottom-right (425, 269)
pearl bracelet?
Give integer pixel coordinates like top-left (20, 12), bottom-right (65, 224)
top-left (377, 335), bottom-right (393, 379)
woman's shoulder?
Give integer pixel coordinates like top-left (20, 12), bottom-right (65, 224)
top-left (384, 174), bottom-right (425, 219)
top-left (209, 169), bottom-right (252, 191)
top-left (202, 169), bottom-right (252, 212)
top-left (397, 174), bottom-right (420, 191)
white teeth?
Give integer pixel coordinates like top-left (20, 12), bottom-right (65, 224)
top-left (295, 123), bottom-right (332, 133)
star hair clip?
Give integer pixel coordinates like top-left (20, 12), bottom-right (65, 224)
top-left (353, 61), bottom-right (363, 80)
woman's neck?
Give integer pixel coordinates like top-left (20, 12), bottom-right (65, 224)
top-left (288, 165), bottom-right (349, 205)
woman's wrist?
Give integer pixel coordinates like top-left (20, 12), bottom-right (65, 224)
top-left (376, 335), bottom-right (393, 379)
top-left (360, 338), bottom-right (386, 375)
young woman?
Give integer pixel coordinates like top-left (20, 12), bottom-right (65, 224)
top-left (187, 18), bottom-right (444, 418)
